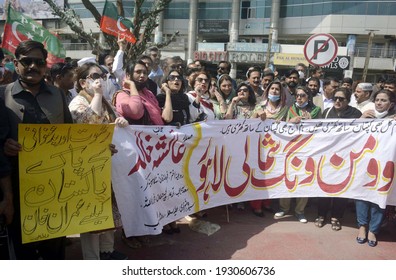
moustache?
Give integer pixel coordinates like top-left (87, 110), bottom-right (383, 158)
top-left (26, 69), bottom-right (41, 75)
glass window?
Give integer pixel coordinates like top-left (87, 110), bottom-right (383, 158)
top-left (311, 3), bottom-right (322, 15)
top-left (367, 3), bottom-right (379, 15)
top-left (292, 5), bottom-right (303, 17)
top-left (198, 2), bottom-right (231, 19)
top-left (302, 3), bottom-right (313, 16)
top-left (164, 2), bottom-right (189, 19)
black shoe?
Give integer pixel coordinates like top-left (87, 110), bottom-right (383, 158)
top-left (253, 210), bottom-right (265, 217)
top-left (368, 240), bottom-right (378, 247)
top-left (356, 237), bottom-right (367, 244)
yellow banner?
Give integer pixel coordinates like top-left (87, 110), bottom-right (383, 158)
top-left (18, 124), bottom-right (115, 244)
top-left (274, 53), bottom-right (309, 66)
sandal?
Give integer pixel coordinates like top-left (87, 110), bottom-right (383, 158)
top-left (331, 218), bottom-right (342, 231)
top-left (314, 216), bottom-right (325, 228)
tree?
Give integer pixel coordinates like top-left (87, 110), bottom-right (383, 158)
top-left (43, 0), bottom-right (179, 61)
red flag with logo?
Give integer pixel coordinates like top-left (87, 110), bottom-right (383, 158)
top-left (100, 0), bottom-right (136, 44)
top-left (1, 5), bottom-right (65, 67)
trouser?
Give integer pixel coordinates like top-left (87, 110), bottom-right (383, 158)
top-left (80, 229), bottom-right (115, 260)
top-left (317, 197), bottom-right (348, 219)
top-left (355, 199), bottom-right (385, 234)
top-left (279, 197), bottom-right (308, 215)
top-left (249, 199), bottom-right (271, 211)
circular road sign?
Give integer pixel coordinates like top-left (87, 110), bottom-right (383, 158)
top-left (304, 33), bottom-right (338, 66)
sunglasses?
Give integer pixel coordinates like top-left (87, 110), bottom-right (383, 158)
top-left (18, 57), bottom-right (47, 67)
top-left (296, 93), bottom-right (307, 98)
top-left (217, 67), bottom-right (226, 70)
top-left (168, 75), bottom-right (182, 81)
top-left (333, 96), bottom-right (346, 102)
top-left (87, 72), bottom-right (107, 81)
top-left (196, 77), bottom-right (209, 83)
top-left (238, 88), bottom-right (249, 93)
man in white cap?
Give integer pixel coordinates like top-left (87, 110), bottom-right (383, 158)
top-left (352, 82), bottom-right (375, 113)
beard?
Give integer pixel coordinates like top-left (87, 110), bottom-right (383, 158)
top-left (288, 81), bottom-right (297, 88)
top-left (135, 80), bottom-right (147, 91)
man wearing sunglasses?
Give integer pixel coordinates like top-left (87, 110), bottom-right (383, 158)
top-left (216, 60), bottom-right (237, 90)
top-left (0, 40), bottom-right (72, 260)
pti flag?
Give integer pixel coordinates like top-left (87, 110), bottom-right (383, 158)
top-left (100, 0), bottom-right (136, 44)
top-left (1, 5), bottom-right (66, 66)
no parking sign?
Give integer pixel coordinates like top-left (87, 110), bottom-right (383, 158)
top-left (304, 33), bottom-right (338, 66)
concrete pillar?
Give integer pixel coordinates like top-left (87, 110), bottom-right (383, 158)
top-left (229, 0), bottom-right (240, 79)
top-left (346, 34), bottom-right (356, 71)
top-left (154, 12), bottom-right (164, 44)
top-left (270, 0), bottom-right (280, 45)
top-left (187, 0), bottom-right (198, 63)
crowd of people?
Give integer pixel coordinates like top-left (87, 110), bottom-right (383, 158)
top-left (0, 38), bottom-right (396, 260)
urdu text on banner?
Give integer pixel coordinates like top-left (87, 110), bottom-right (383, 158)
top-left (111, 119), bottom-right (396, 237)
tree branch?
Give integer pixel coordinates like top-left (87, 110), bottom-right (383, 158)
top-left (43, 0), bottom-right (98, 50)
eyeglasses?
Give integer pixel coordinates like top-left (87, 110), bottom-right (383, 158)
top-left (217, 67), bottom-right (226, 71)
top-left (296, 93), bottom-right (307, 98)
top-left (196, 77), bottom-right (209, 83)
top-left (168, 75), bottom-right (181, 81)
top-left (87, 72), bottom-right (107, 81)
top-left (238, 88), bottom-right (249, 93)
top-left (18, 57), bottom-right (47, 67)
top-left (333, 96), bottom-right (346, 102)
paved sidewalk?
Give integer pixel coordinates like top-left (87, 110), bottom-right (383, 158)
top-left (66, 200), bottom-right (396, 260)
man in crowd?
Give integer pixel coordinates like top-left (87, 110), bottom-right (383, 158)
top-left (216, 60), bottom-right (237, 90)
top-left (351, 82), bottom-right (374, 113)
top-left (313, 77), bottom-right (339, 111)
top-left (261, 69), bottom-right (274, 92)
top-left (384, 78), bottom-right (396, 95)
top-left (50, 62), bottom-right (77, 105)
top-left (246, 66), bottom-right (264, 103)
top-left (307, 65), bottom-right (324, 94)
top-left (0, 40), bottom-right (73, 259)
top-left (284, 69), bottom-right (301, 107)
top-left (147, 46), bottom-right (164, 86)
top-left (295, 62), bottom-right (307, 86)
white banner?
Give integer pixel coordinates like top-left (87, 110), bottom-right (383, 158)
top-left (111, 119), bottom-right (396, 237)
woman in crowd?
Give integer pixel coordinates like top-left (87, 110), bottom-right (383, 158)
top-left (68, 62), bottom-right (128, 260)
top-left (112, 60), bottom-right (171, 247)
top-left (157, 69), bottom-right (189, 127)
top-left (156, 69), bottom-right (190, 233)
top-left (210, 74), bottom-right (236, 120)
top-left (112, 60), bottom-right (168, 125)
top-left (253, 81), bottom-right (288, 121)
top-left (251, 81), bottom-right (288, 216)
top-left (355, 89), bottom-right (395, 246)
top-left (186, 71), bottom-right (216, 121)
top-left (287, 86), bottom-right (321, 122)
top-left (273, 86), bottom-right (322, 223)
top-left (224, 83), bottom-right (260, 213)
top-left (315, 87), bottom-right (362, 231)
top-left (225, 82), bottom-right (259, 120)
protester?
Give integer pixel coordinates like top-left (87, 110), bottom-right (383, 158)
top-left (68, 62), bottom-right (128, 260)
top-left (355, 89), bottom-right (395, 247)
top-left (210, 74), bottom-right (236, 119)
top-left (315, 88), bottom-right (362, 231)
top-left (50, 62), bottom-right (77, 105)
top-left (186, 71), bottom-right (216, 121)
top-left (0, 40), bottom-right (72, 259)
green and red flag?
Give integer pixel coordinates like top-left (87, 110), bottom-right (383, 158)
top-left (1, 4), bottom-right (66, 67)
top-left (100, 0), bottom-right (136, 44)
